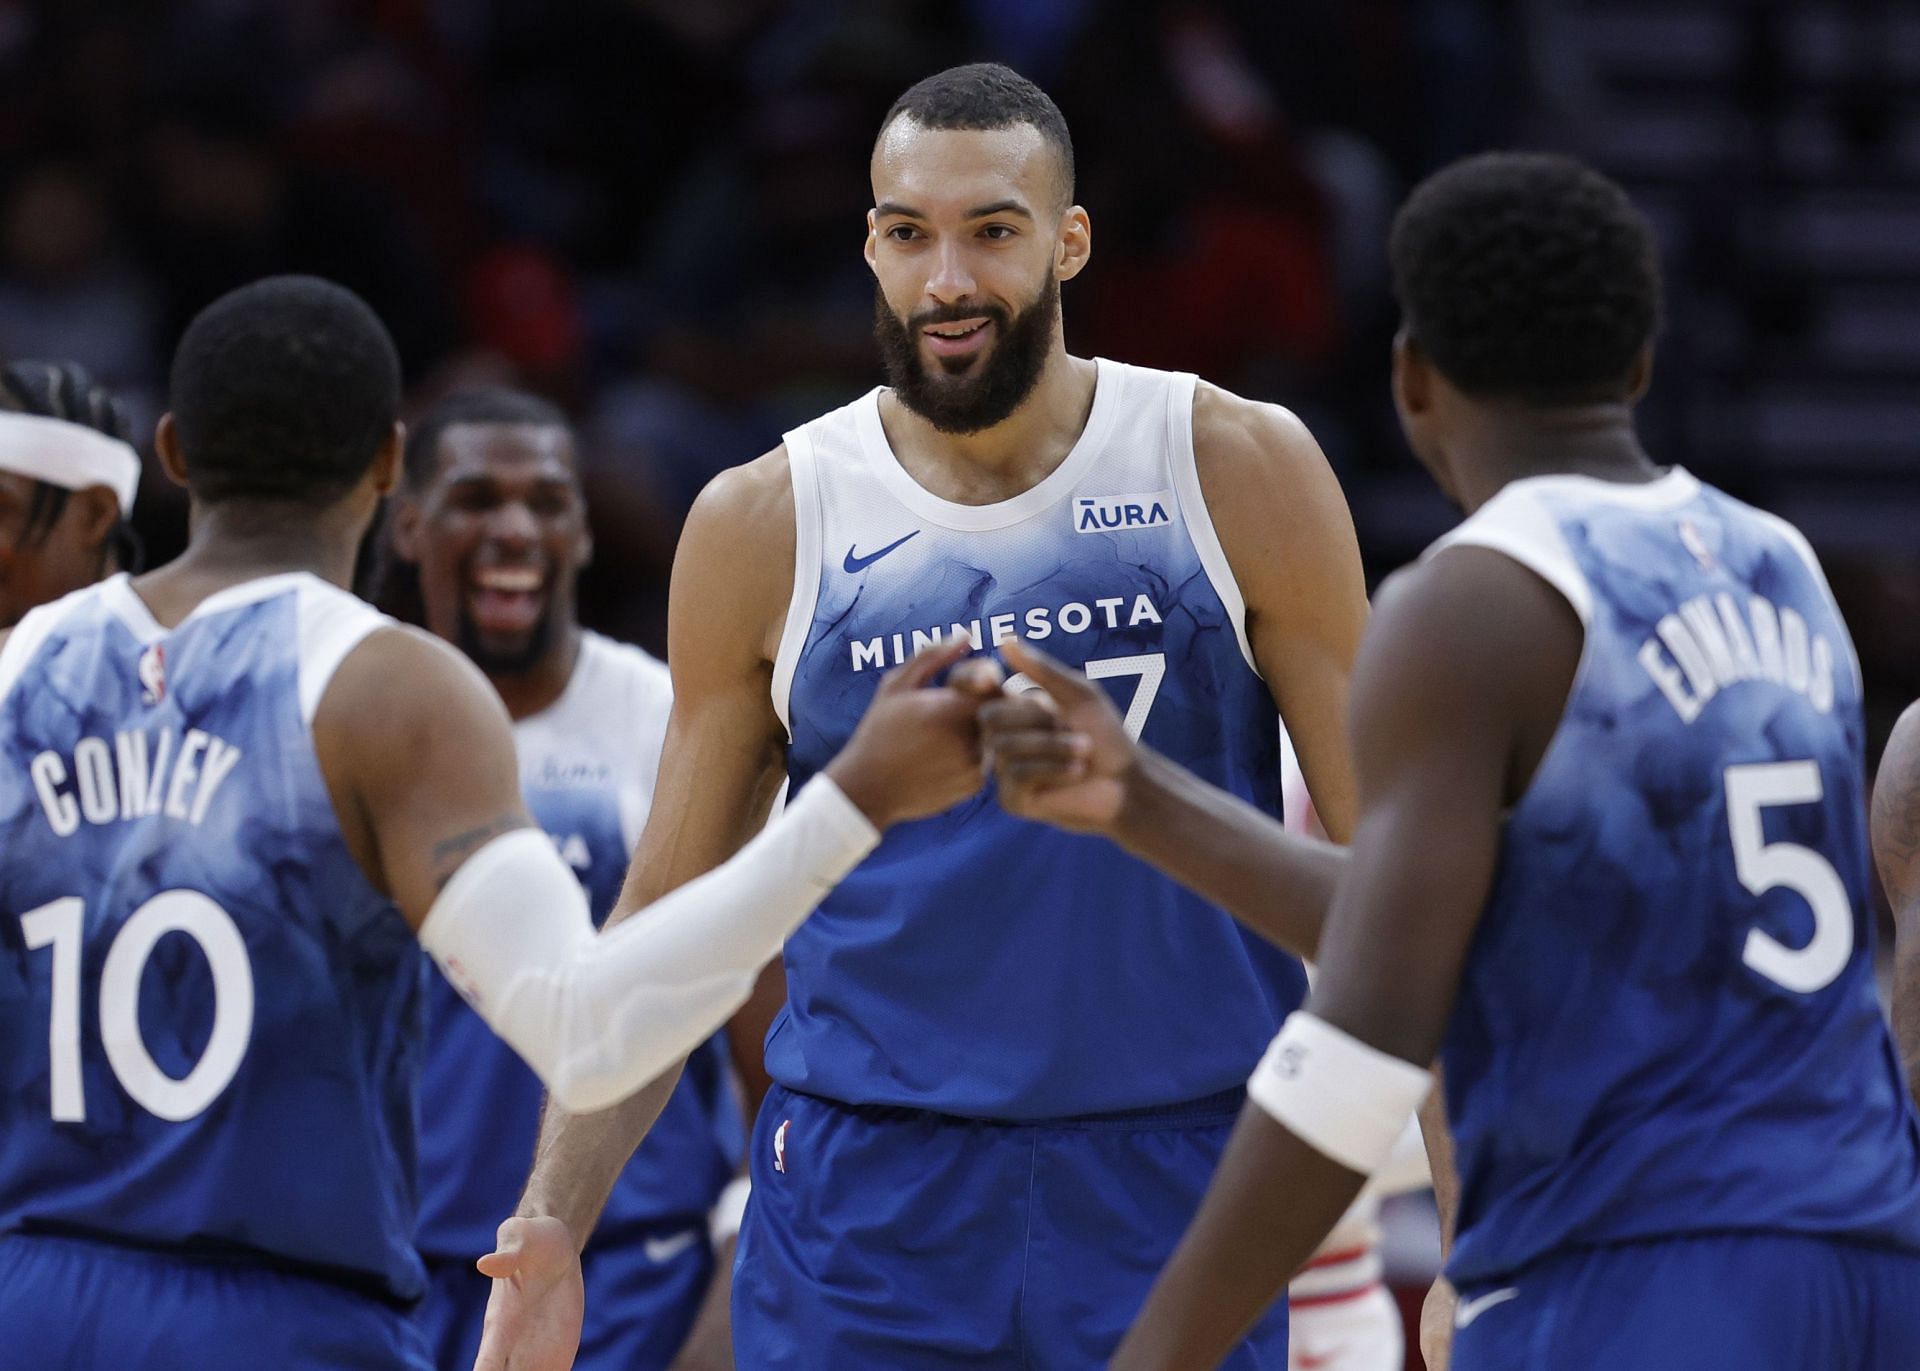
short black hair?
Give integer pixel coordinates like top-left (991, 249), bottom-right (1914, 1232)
top-left (878, 63), bottom-right (1075, 205)
top-left (403, 387), bottom-right (570, 490)
top-left (169, 275), bottom-right (401, 504)
top-left (0, 359), bottom-right (142, 567)
top-left (1390, 152), bottom-right (1663, 404)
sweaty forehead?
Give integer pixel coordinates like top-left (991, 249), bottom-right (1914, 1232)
top-left (870, 119), bottom-right (1066, 215)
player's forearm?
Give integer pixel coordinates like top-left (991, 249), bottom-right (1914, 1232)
top-left (1113, 1108), bottom-right (1364, 1371)
top-left (519, 1065), bottom-right (683, 1248)
top-left (1110, 747), bottom-right (1345, 960)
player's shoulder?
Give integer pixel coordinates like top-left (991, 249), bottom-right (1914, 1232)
top-left (1190, 381), bottom-right (1328, 483)
top-left (321, 620), bottom-right (506, 735)
top-left (687, 444), bottom-right (794, 541)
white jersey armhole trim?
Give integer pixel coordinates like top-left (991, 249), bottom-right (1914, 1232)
top-left (1746, 505), bottom-right (1864, 694)
top-left (297, 581), bottom-right (391, 725)
top-left (770, 435), bottom-right (822, 740)
top-left (0, 589), bottom-right (88, 708)
top-left (1165, 374), bottom-right (1260, 675)
top-left (1429, 486), bottom-right (1594, 628)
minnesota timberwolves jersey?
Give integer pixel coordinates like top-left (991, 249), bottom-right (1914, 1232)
top-left (1433, 468), bottom-right (1920, 1285)
top-left (416, 632), bottom-right (741, 1260)
top-left (772, 359), bottom-right (1306, 1119)
top-left (0, 572), bottom-right (425, 1300)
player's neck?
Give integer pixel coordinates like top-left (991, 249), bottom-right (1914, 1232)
top-left (878, 347), bottom-right (1096, 504)
top-left (135, 499), bottom-right (366, 624)
top-left (1449, 404), bottom-right (1659, 514)
top-left (487, 621), bottom-right (583, 722)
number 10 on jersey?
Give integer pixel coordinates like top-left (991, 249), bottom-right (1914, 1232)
top-left (20, 891), bottom-right (255, 1123)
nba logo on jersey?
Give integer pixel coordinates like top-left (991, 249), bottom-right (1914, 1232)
top-left (138, 643), bottom-right (167, 706)
top-left (773, 1119), bottom-right (790, 1174)
top-left (1074, 491), bottom-right (1173, 534)
top-left (1679, 516), bottom-right (1718, 573)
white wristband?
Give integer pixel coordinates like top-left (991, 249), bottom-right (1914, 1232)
top-left (709, 1176), bottom-right (751, 1249)
top-left (1247, 1012), bottom-right (1431, 1176)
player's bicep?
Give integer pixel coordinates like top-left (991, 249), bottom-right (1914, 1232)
top-left (610, 458), bottom-right (793, 920)
top-left (1309, 554), bottom-right (1575, 1063)
top-left (1197, 391), bottom-right (1369, 840)
top-left (316, 627), bottom-right (533, 929)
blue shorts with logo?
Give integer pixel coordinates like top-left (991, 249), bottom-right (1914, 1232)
top-left (733, 1083), bottom-right (1289, 1369)
top-left (1450, 1232), bottom-right (1920, 1370)
top-left (0, 1229), bottom-right (432, 1370)
top-left (415, 1220), bottom-right (714, 1371)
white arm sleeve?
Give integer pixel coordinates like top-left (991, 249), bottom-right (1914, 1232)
top-left (419, 775), bottom-right (878, 1114)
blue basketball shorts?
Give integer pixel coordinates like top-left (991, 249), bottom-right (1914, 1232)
top-left (1450, 1232), bottom-right (1920, 1370)
top-left (0, 1230), bottom-right (431, 1370)
top-left (415, 1219), bottom-right (714, 1371)
top-left (732, 1083), bottom-right (1289, 1369)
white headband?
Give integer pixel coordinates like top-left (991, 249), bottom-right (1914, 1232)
top-left (0, 411), bottom-right (140, 516)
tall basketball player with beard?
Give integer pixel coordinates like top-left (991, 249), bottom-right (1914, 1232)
top-left (477, 64), bottom-right (1370, 1369)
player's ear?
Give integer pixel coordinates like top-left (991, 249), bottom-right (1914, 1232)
top-left (1623, 344), bottom-right (1654, 404)
top-left (153, 413), bottom-right (189, 490)
top-left (72, 485), bottom-right (120, 550)
top-left (1391, 329), bottom-right (1431, 418)
top-left (370, 422), bottom-right (404, 498)
top-left (864, 209), bottom-right (880, 277)
top-left (1056, 204), bottom-right (1091, 282)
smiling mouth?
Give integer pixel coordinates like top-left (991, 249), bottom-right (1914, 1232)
top-left (922, 318), bottom-right (993, 358)
top-left (466, 566), bottom-right (548, 635)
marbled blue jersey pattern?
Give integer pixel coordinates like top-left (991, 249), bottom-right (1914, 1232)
top-left (0, 573), bottom-right (426, 1300)
top-left (770, 361), bottom-right (1306, 1119)
top-left (1436, 471), bottom-right (1920, 1285)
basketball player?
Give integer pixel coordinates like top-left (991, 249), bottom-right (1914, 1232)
top-left (477, 63), bottom-right (1369, 1369)
top-left (390, 389), bottom-right (744, 1370)
top-left (986, 152), bottom-right (1920, 1370)
top-left (1872, 703), bottom-right (1920, 1105)
top-left (0, 360), bottom-right (143, 627)
top-left (0, 275), bottom-right (999, 1369)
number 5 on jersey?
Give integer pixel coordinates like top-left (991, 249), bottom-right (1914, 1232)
top-left (21, 891), bottom-right (254, 1123)
top-left (1727, 760), bottom-right (1853, 995)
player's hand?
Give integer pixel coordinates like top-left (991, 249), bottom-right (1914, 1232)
top-left (826, 637), bottom-right (998, 827)
top-left (1419, 1275), bottom-right (1457, 1371)
top-left (983, 639), bottom-right (1135, 833)
top-left (472, 1215), bottom-right (584, 1371)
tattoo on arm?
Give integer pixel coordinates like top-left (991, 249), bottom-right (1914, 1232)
top-left (430, 814), bottom-right (528, 891)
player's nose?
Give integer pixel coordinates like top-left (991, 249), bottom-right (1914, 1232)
top-left (481, 499), bottom-right (540, 547)
top-left (925, 242), bottom-right (976, 303)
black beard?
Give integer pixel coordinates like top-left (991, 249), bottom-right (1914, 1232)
top-left (873, 278), bottom-right (1059, 435)
top-left (457, 606), bottom-right (553, 677)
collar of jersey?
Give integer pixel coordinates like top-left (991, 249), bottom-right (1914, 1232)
top-left (1505, 465), bottom-right (1700, 510)
top-left (853, 356), bottom-right (1126, 532)
top-left (98, 569), bottom-right (322, 645)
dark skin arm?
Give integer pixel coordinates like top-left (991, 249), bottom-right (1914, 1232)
top-left (1872, 702), bottom-right (1920, 1106)
top-left (1111, 546), bottom-right (1583, 1371)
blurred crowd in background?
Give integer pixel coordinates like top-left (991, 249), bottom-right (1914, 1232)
top-left (2, 0), bottom-right (1916, 736)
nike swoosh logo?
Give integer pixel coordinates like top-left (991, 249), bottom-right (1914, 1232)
top-left (1454, 1286), bottom-right (1519, 1330)
top-left (642, 1229), bottom-right (701, 1264)
top-left (843, 530), bottom-right (920, 573)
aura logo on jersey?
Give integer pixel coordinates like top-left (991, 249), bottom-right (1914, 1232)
top-left (1073, 491), bottom-right (1173, 534)
top-left (847, 592), bottom-right (1165, 671)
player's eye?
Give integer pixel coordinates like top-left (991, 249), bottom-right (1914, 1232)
top-left (981, 224), bottom-right (1016, 240)
top-left (884, 224), bottom-right (921, 242)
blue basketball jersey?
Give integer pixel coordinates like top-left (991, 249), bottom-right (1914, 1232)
top-left (772, 360), bottom-right (1307, 1119)
top-left (1432, 469), bottom-right (1920, 1285)
top-left (0, 572), bottom-right (426, 1300)
top-left (416, 633), bottom-right (741, 1262)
